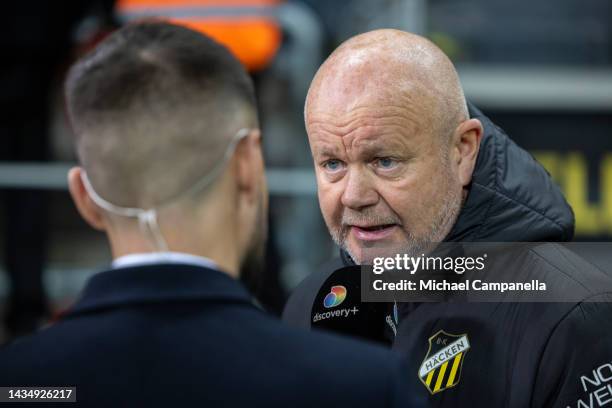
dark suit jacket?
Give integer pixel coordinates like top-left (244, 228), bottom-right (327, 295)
top-left (0, 264), bottom-right (423, 407)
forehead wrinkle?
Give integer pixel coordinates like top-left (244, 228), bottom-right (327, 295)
top-left (307, 102), bottom-right (423, 139)
top-left (309, 122), bottom-right (415, 156)
top-left (312, 126), bottom-right (419, 165)
top-left (308, 123), bottom-right (423, 166)
top-left (343, 129), bottom-right (417, 158)
top-left (307, 76), bottom-right (430, 123)
top-left (313, 142), bottom-right (344, 158)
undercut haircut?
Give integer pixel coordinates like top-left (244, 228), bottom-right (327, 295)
top-left (65, 21), bottom-right (257, 208)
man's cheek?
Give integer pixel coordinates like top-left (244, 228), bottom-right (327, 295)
top-left (318, 194), bottom-right (341, 230)
top-left (319, 182), bottom-right (342, 208)
top-left (379, 189), bottom-right (415, 220)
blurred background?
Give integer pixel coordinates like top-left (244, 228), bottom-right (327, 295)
top-left (0, 0), bottom-right (611, 342)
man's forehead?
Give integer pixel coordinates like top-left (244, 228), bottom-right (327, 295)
top-left (307, 71), bottom-right (433, 129)
top-left (310, 66), bottom-right (411, 109)
top-left (310, 128), bottom-right (418, 157)
top-left (306, 91), bottom-right (433, 159)
top-left (306, 89), bottom-right (425, 141)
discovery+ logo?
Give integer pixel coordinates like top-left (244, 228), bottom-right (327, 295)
top-left (323, 285), bottom-right (347, 308)
top-left (313, 285), bottom-right (358, 323)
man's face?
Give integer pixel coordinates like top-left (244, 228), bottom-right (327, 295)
top-left (307, 90), bottom-right (463, 264)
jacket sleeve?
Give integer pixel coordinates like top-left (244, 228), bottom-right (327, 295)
top-left (532, 295), bottom-right (612, 408)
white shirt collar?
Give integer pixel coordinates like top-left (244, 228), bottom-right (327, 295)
top-left (112, 252), bottom-right (219, 270)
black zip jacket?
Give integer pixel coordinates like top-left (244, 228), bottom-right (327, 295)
top-left (283, 104), bottom-right (612, 408)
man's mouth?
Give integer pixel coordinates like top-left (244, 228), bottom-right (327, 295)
top-left (350, 224), bottom-right (398, 241)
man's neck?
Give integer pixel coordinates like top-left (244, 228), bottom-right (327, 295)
top-left (108, 229), bottom-right (240, 278)
top-left (112, 249), bottom-right (239, 279)
top-left (112, 251), bottom-right (219, 270)
top-left (105, 205), bottom-right (241, 278)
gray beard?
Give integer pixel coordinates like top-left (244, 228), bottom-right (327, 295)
top-left (329, 176), bottom-right (462, 264)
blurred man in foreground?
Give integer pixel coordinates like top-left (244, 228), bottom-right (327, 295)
top-left (284, 29), bottom-right (612, 407)
top-left (0, 22), bottom-right (421, 407)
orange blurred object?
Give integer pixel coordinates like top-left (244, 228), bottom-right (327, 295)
top-left (116, 0), bottom-right (282, 72)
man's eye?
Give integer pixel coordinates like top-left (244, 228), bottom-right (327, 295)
top-left (322, 159), bottom-right (344, 172)
top-left (375, 157), bottom-right (398, 169)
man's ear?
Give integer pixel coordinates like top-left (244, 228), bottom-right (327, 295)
top-left (233, 129), bottom-right (263, 203)
top-left (67, 167), bottom-right (107, 231)
top-left (452, 118), bottom-right (483, 187)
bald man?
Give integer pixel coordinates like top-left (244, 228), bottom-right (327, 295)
top-left (304, 30), bottom-right (482, 263)
top-left (0, 23), bottom-right (423, 407)
top-left (284, 30), bottom-right (612, 407)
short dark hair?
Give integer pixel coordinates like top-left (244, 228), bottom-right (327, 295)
top-left (65, 21), bottom-right (258, 207)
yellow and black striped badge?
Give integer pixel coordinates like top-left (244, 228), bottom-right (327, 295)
top-left (418, 330), bottom-right (470, 395)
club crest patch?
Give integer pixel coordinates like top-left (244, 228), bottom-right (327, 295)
top-left (418, 330), bottom-right (470, 395)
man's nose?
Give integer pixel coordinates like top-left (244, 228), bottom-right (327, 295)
top-left (340, 169), bottom-right (378, 210)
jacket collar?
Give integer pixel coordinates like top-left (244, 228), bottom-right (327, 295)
top-left (66, 264), bottom-right (254, 317)
top-left (446, 102), bottom-right (574, 242)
